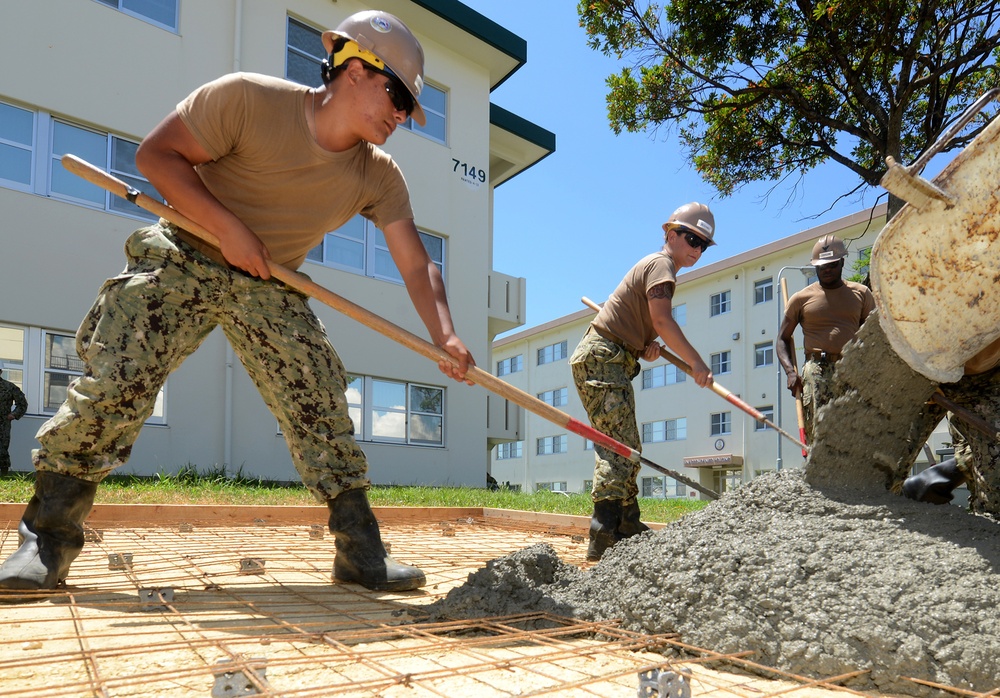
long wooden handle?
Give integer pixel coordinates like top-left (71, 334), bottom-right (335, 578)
top-left (780, 278), bottom-right (809, 456)
top-left (582, 296), bottom-right (806, 450)
top-left (62, 155), bottom-right (699, 482)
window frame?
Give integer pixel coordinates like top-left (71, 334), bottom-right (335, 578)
top-left (536, 435), bottom-right (567, 455)
top-left (537, 387), bottom-right (567, 407)
top-left (710, 290), bottom-right (732, 317)
top-left (641, 417), bottom-right (687, 443)
top-left (496, 441), bottom-right (523, 460)
top-left (95, 0), bottom-right (179, 32)
top-left (496, 355), bottom-right (523, 376)
top-left (307, 215), bottom-right (446, 287)
top-left (754, 406), bottom-right (774, 431)
top-left (642, 363), bottom-right (686, 389)
top-left (537, 341), bottom-right (568, 366)
top-left (710, 351), bottom-right (732, 375)
top-left (754, 278), bottom-right (774, 305)
top-left (754, 342), bottom-right (774, 368)
top-left (0, 103), bottom-right (163, 223)
top-left (710, 411), bottom-right (732, 436)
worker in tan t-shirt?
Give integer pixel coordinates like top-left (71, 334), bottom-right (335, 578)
top-left (0, 11), bottom-right (472, 594)
top-left (571, 202), bottom-right (716, 561)
top-left (777, 235), bottom-right (875, 443)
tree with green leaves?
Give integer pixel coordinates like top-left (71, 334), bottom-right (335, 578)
top-left (578, 0), bottom-right (1000, 217)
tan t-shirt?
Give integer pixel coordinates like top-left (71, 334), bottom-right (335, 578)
top-left (593, 251), bottom-right (678, 353)
top-left (784, 280), bottom-right (876, 354)
top-left (176, 72), bottom-right (412, 269)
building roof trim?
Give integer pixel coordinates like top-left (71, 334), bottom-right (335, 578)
top-left (410, 0), bottom-right (527, 90)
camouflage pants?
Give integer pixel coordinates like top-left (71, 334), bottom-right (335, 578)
top-left (940, 367), bottom-right (1000, 517)
top-left (801, 358), bottom-right (837, 444)
top-left (33, 224), bottom-right (369, 501)
top-left (0, 421), bottom-right (10, 473)
top-left (571, 330), bottom-right (641, 502)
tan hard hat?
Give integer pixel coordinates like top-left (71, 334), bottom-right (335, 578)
top-left (661, 202), bottom-right (716, 246)
top-left (323, 11), bottom-right (426, 126)
top-left (810, 234), bottom-right (848, 266)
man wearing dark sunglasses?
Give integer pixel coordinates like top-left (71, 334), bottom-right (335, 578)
top-left (777, 235), bottom-right (874, 444)
top-left (571, 202), bottom-right (717, 561)
top-left (0, 11), bottom-right (472, 596)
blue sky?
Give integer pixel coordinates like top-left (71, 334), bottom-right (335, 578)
top-left (460, 1), bottom-right (887, 331)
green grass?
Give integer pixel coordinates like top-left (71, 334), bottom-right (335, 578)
top-left (0, 466), bottom-right (709, 523)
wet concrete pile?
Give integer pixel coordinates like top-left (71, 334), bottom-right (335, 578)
top-left (424, 316), bottom-right (1000, 696)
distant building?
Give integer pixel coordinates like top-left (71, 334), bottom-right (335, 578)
top-left (490, 204), bottom-right (951, 498)
top-left (0, 1), bottom-right (553, 484)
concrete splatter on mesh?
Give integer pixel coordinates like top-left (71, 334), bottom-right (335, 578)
top-left (425, 471), bottom-right (1000, 695)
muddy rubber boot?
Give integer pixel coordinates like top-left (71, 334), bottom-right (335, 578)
top-left (902, 459), bottom-right (967, 505)
top-left (618, 498), bottom-right (650, 538)
top-left (0, 471), bottom-right (97, 590)
top-left (587, 499), bottom-right (624, 561)
top-left (327, 488), bottom-right (426, 591)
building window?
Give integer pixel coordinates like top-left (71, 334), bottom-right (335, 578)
top-left (583, 439), bottom-right (594, 451)
top-left (583, 479), bottom-right (593, 492)
top-left (672, 303), bottom-right (686, 326)
top-left (400, 83), bottom-right (447, 143)
top-left (51, 121), bottom-right (164, 220)
top-left (2, 324), bottom-right (165, 423)
top-left (754, 278), bottom-right (773, 304)
top-left (0, 102), bottom-right (34, 191)
top-left (641, 476), bottom-right (687, 498)
top-left (0, 325), bottom-right (26, 390)
top-left (537, 341), bottom-right (568, 365)
top-left (346, 376), bottom-right (445, 446)
top-left (536, 481), bottom-right (567, 492)
top-left (642, 476), bottom-right (665, 498)
top-left (711, 412), bottom-right (732, 436)
top-left (286, 17), bottom-right (326, 87)
top-left (754, 342), bottom-right (774, 368)
top-left (710, 291), bottom-right (731, 317)
top-left (536, 435), bottom-right (567, 455)
top-left (537, 387), bottom-right (567, 407)
top-left (497, 355), bottom-right (523, 376)
top-left (642, 363), bottom-right (686, 389)
top-left (0, 102), bottom-right (164, 221)
top-left (307, 215), bottom-right (445, 286)
top-left (641, 418), bottom-right (687, 443)
top-left (754, 406), bottom-right (774, 431)
top-left (496, 441), bottom-right (523, 460)
top-left (95, 0), bottom-right (178, 31)
top-left (710, 351), bottom-right (731, 375)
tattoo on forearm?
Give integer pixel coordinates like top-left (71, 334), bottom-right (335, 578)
top-left (648, 282), bottom-right (674, 300)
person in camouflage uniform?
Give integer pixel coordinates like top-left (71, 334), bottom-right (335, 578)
top-left (0, 369), bottom-right (28, 475)
top-left (777, 235), bottom-right (875, 443)
top-left (572, 203), bottom-right (717, 561)
top-left (0, 11), bottom-right (473, 594)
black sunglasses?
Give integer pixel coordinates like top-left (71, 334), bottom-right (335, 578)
top-left (679, 230), bottom-right (710, 253)
top-left (364, 65), bottom-right (414, 116)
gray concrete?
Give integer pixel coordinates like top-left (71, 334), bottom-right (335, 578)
top-left (424, 471), bottom-right (1000, 695)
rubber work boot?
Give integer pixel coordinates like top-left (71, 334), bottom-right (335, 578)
top-left (618, 498), bottom-right (650, 538)
top-left (327, 488), bottom-right (426, 591)
top-left (0, 471), bottom-right (98, 590)
top-left (902, 459), bottom-right (967, 505)
top-left (587, 498), bottom-right (624, 561)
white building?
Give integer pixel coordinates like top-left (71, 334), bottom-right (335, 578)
top-left (0, 0), bottom-right (553, 485)
top-left (490, 204), bottom-right (952, 498)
